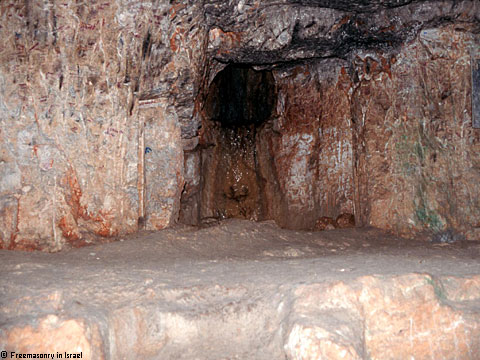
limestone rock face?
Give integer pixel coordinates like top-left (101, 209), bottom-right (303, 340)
top-left (2, 315), bottom-right (104, 360)
top-left (256, 59), bottom-right (354, 229)
top-left (285, 274), bottom-right (480, 360)
top-left (205, 0), bottom-right (479, 64)
top-left (0, 0), bottom-right (206, 250)
top-left (2, 272), bottom-right (479, 359)
top-left (1, 0), bottom-right (480, 249)
top-left (196, 1), bottom-right (480, 236)
top-left (249, 26), bottom-right (480, 235)
top-left (351, 26), bottom-right (480, 237)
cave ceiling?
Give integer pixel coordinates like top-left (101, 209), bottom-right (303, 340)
top-left (203, 0), bottom-right (479, 65)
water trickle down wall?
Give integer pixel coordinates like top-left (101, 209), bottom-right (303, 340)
top-left (201, 1), bottom-right (480, 237)
top-left (1, 0), bottom-right (480, 251)
top-left (192, 65), bottom-right (276, 223)
top-left (183, 60), bottom-right (356, 230)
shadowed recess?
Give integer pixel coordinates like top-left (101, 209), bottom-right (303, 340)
top-left (205, 65), bottom-right (276, 129)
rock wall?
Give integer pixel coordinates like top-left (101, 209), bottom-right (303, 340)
top-left (0, 0), bottom-right (206, 251)
top-left (256, 60), bottom-right (354, 229)
top-left (1, 0), bottom-right (479, 250)
top-left (256, 26), bottom-right (480, 236)
top-left (197, 65), bottom-right (276, 223)
top-left (199, 0), bottom-right (480, 237)
top-left (352, 26), bottom-right (480, 238)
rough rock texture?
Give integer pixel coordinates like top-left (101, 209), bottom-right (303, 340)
top-left (1, 0), bottom-right (480, 250)
top-left (351, 26), bottom-right (480, 238)
top-left (194, 0), bottom-right (480, 235)
top-left (196, 65), bottom-right (276, 222)
top-left (0, 0), bottom-right (206, 250)
top-left (3, 315), bottom-right (104, 359)
top-left (1, 221), bottom-right (480, 359)
top-left (256, 60), bottom-right (354, 229)
top-left (205, 0), bottom-right (479, 64)
top-left (200, 23), bottom-right (480, 236)
top-left (194, 59), bottom-right (356, 228)
top-left (286, 274), bottom-right (480, 359)
top-left (200, 125), bottom-right (265, 221)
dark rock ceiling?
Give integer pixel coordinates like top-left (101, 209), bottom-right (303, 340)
top-left (203, 0), bottom-right (479, 64)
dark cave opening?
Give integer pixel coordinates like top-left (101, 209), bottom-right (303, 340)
top-left (197, 64), bottom-right (277, 223)
top-left (206, 64), bottom-right (276, 129)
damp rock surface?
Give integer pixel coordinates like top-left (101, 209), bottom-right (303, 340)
top-left (197, 65), bottom-right (277, 223)
top-left (1, 0), bottom-right (480, 250)
top-left (1, 219), bottom-right (480, 359)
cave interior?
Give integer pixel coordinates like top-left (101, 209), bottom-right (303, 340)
top-left (1, 0), bottom-right (480, 358)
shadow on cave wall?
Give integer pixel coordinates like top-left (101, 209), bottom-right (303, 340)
top-left (179, 64), bottom-right (278, 225)
top-left (200, 65), bottom-right (276, 222)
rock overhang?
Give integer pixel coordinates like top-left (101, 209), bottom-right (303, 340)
top-left (204, 0), bottom-right (479, 65)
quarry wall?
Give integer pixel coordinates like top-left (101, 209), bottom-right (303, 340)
top-left (0, 0), bottom-right (479, 250)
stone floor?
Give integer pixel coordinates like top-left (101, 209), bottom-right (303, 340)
top-left (1, 219), bottom-right (480, 359)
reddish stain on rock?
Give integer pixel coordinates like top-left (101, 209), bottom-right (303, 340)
top-left (336, 213), bottom-right (356, 228)
top-left (8, 239), bottom-right (41, 252)
top-left (58, 216), bottom-right (80, 243)
top-left (170, 28), bottom-right (180, 52)
top-left (2, 315), bottom-right (103, 359)
top-left (314, 217), bottom-right (337, 231)
top-left (64, 170), bottom-right (118, 241)
top-left (65, 169), bottom-right (89, 221)
top-left (95, 211), bottom-right (118, 238)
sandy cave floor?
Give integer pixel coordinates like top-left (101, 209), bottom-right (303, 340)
top-left (1, 219), bottom-right (480, 358)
